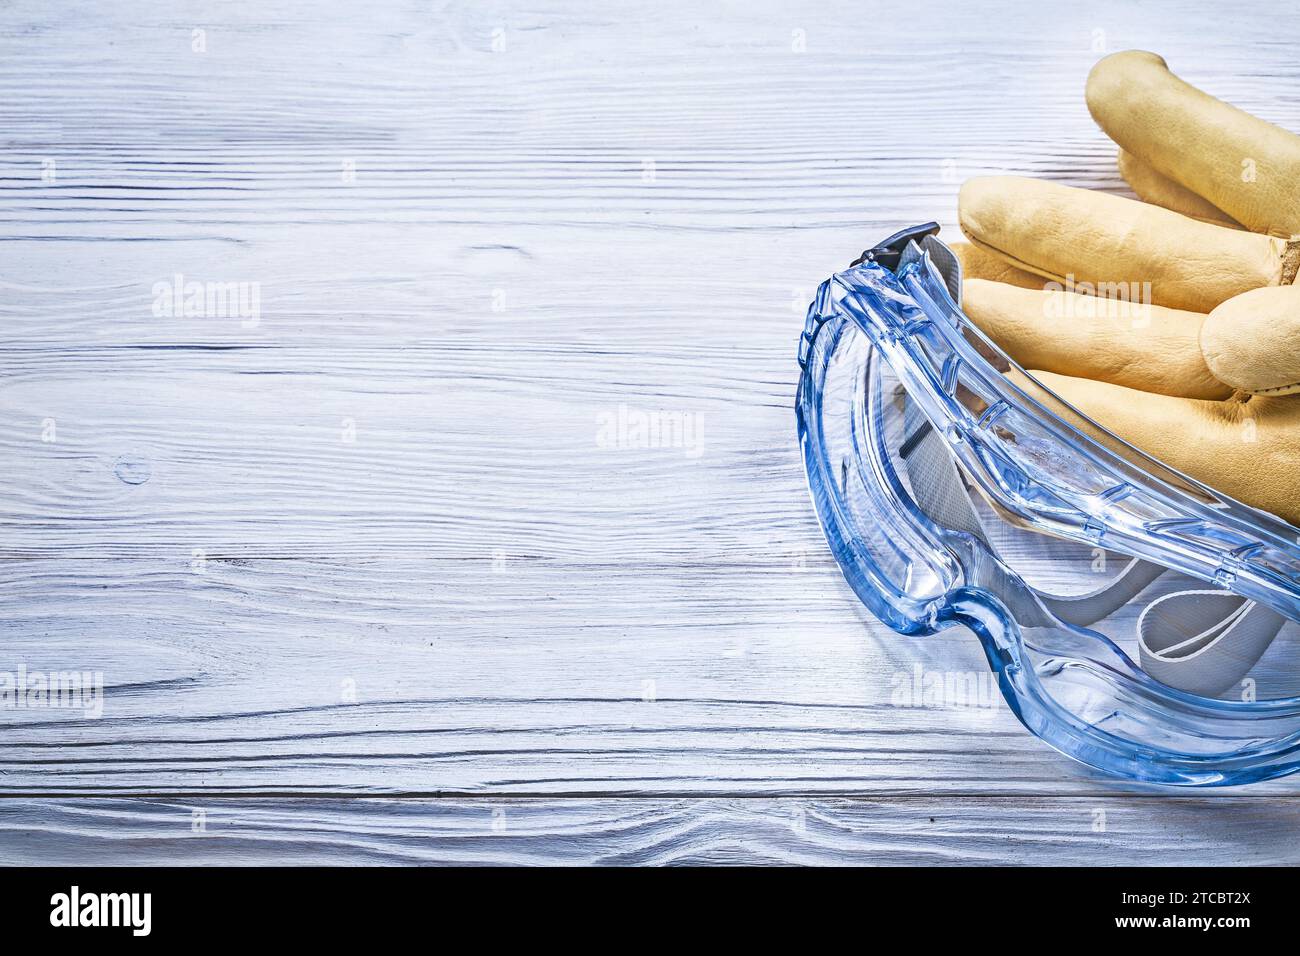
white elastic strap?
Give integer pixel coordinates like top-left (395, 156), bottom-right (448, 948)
top-left (1039, 560), bottom-right (1165, 628)
top-left (899, 410), bottom-right (1155, 627)
top-left (898, 410), bottom-right (1284, 696)
top-left (1137, 591), bottom-right (1285, 697)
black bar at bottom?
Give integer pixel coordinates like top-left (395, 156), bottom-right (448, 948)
top-left (0, 865), bottom-right (1280, 942)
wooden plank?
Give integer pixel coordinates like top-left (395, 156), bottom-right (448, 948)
top-left (3, 555), bottom-right (1297, 795)
top-left (0, 554), bottom-right (1072, 794)
top-left (3, 0), bottom-right (1300, 833)
top-left (1, 796), bottom-right (1296, 866)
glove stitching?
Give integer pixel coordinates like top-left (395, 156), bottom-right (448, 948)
top-left (960, 235), bottom-right (1060, 289)
top-left (1243, 381), bottom-right (1300, 397)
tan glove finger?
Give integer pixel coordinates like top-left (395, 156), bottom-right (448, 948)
top-left (1117, 149), bottom-right (1241, 229)
top-left (1087, 51), bottom-right (1300, 238)
top-left (1022, 369), bottom-right (1300, 526)
top-left (965, 278), bottom-right (1230, 400)
top-left (958, 176), bottom-right (1300, 313)
top-left (1201, 284), bottom-right (1300, 396)
top-left (950, 240), bottom-right (1044, 290)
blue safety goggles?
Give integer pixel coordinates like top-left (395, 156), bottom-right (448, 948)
top-left (796, 224), bottom-right (1300, 786)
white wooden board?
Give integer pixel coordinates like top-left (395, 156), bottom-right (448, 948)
top-left (3, 0), bottom-right (1299, 863)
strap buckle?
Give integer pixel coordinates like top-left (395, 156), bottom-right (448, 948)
top-left (850, 222), bottom-right (941, 272)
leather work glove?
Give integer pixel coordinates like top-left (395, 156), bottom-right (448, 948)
top-left (951, 51), bottom-right (1300, 525)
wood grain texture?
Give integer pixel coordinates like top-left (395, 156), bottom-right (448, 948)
top-left (2, 796), bottom-right (1297, 866)
top-left (3, 0), bottom-right (1300, 863)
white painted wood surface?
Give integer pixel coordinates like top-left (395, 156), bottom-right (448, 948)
top-left (1, 797), bottom-right (1295, 866)
top-left (2, 0), bottom-right (1299, 863)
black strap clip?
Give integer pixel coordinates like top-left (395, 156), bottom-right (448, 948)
top-left (850, 222), bottom-right (941, 272)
